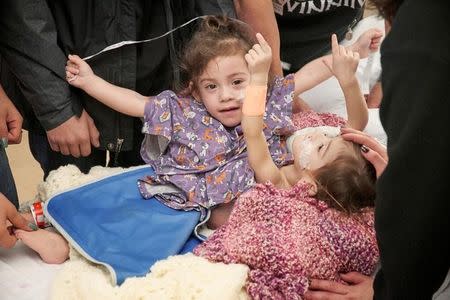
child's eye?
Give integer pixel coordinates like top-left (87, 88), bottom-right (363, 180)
top-left (232, 79), bottom-right (244, 85)
top-left (205, 84), bottom-right (217, 90)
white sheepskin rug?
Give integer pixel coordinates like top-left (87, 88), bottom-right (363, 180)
top-left (39, 165), bottom-right (249, 300)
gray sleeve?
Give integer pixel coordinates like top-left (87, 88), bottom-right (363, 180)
top-left (0, 0), bottom-right (82, 130)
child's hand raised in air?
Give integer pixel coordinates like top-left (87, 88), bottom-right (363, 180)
top-left (350, 28), bottom-right (383, 59)
top-left (244, 33), bottom-right (272, 85)
top-left (323, 34), bottom-right (360, 86)
top-left (65, 55), bottom-right (94, 89)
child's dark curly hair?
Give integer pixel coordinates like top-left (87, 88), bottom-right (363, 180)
top-left (311, 142), bottom-right (377, 214)
top-left (176, 15), bottom-right (257, 93)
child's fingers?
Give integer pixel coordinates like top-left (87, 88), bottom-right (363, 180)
top-left (244, 53), bottom-right (254, 66)
top-left (67, 62), bottom-right (78, 69)
top-left (66, 73), bottom-right (78, 83)
top-left (331, 33), bottom-right (339, 56)
top-left (255, 33), bottom-right (270, 50)
top-left (252, 44), bottom-right (264, 55)
top-left (68, 54), bottom-right (84, 66)
top-left (339, 45), bottom-right (346, 56)
top-left (65, 66), bottom-right (79, 74)
top-left (248, 49), bottom-right (258, 60)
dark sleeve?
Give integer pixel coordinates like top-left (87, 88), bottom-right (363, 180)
top-left (374, 0), bottom-right (450, 298)
top-left (0, 0), bottom-right (82, 131)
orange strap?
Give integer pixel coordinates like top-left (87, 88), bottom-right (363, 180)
top-left (242, 85), bottom-right (267, 116)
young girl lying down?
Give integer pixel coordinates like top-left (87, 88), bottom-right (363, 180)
top-left (193, 33), bottom-right (380, 299)
top-left (14, 16), bottom-right (381, 265)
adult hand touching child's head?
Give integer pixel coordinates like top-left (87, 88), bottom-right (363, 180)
top-left (341, 127), bottom-right (388, 178)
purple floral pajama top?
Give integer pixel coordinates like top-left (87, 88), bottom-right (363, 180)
top-left (138, 75), bottom-right (296, 212)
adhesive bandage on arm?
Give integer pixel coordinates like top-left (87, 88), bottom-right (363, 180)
top-left (242, 85), bottom-right (268, 117)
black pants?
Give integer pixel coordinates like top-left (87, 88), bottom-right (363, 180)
top-left (28, 132), bottom-right (144, 180)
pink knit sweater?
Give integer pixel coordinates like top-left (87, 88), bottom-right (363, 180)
top-left (194, 182), bottom-right (379, 299)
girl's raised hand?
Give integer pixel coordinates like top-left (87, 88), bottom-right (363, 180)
top-left (351, 28), bottom-right (383, 59)
top-left (323, 34), bottom-right (360, 86)
top-left (65, 54), bottom-right (94, 89)
top-left (244, 33), bottom-right (272, 85)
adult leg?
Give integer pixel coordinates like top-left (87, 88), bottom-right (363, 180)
top-left (0, 145), bottom-right (19, 208)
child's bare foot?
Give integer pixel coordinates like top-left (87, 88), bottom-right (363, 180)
top-left (15, 228), bottom-right (69, 264)
top-left (350, 28), bottom-right (383, 58)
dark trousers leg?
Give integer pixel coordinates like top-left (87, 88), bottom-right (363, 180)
top-left (0, 146), bottom-right (19, 208)
top-left (28, 131), bottom-right (107, 179)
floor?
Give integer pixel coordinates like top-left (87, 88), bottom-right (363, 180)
top-left (6, 131), bottom-right (43, 204)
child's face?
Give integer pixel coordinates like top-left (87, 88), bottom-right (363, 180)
top-left (292, 132), bottom-right (352, 170)
top-left (193, 54), bottom-right (250, 127)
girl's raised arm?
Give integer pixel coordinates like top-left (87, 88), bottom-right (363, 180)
top-left (242, 34), bottom-right (284, 186)
top-left (66, 55), bottom-right (148, 117)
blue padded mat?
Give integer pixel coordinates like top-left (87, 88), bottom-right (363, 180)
top-left (45, 165), bottom-right (201, 285)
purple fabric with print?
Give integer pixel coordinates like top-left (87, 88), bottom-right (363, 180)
top-left (138, 75), bottom-right (296, 210)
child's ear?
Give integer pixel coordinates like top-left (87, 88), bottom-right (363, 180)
top-left (300, 176), bottom-right (317, 197)
top-left (189, 82), bottom-right (200, 100)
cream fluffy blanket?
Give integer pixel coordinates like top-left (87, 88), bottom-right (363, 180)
top-left (38, 165), bottom-right (249, 300)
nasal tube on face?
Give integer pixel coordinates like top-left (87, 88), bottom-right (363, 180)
top-left (286, 126), bottom-right (341, 169)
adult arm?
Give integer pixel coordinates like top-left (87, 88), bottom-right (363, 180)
top-left (234, 0), bottom-right (283, 76)
top-left (0, 85), bottom-right (23, 144)
top-left (0, 0), bottom-right (99, 157)
top-left (0, 193), bottom-right (30, 248)
top-left (241, 33), bottom-right (284, 186)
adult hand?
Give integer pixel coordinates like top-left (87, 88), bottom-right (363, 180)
top-left (46, 109), bottom-right (100, 158)
top-left (341, 127), bottom-right (388, 178)
top-left (0, 193), bottom-right (31, 248)
top-left (305, 272), bottom-right (374, 300)
top-left (0, 85), bottom-right (23, 145)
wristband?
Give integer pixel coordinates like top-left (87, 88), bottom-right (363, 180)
top-left (242, 85), bottom-right (267, 116)
top-left (30, 201), bottom-right (52, 229)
